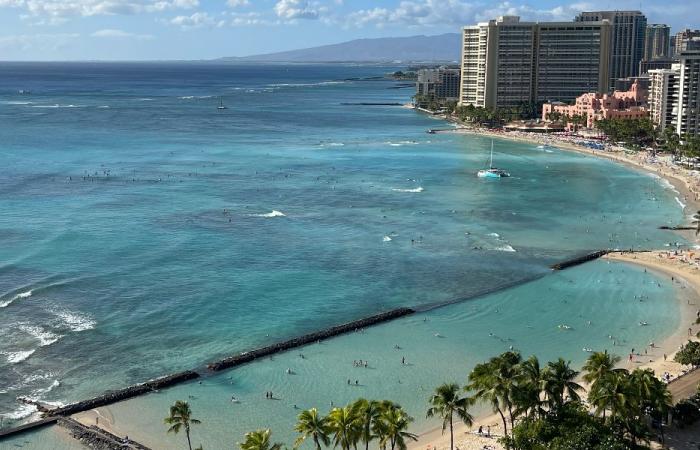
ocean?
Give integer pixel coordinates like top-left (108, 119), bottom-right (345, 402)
top-left (0, 62), bottom-right (690, 448)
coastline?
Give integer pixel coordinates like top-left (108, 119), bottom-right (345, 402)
top-left (407, 114), bottom-right (700, 450)
top-left (409, 250), bottom-right (700, 450)
top-left (436, 122), bottom-right (700, 218)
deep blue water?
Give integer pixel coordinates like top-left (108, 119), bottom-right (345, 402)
top-left (0, 63), bottom-right (689, 439)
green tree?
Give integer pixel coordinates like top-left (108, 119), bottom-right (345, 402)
top-left (674, 340), bottom-right (700, 366)
top-left (239, 429), bottom-right (283, 450)
top-left (376, 403), bottom-right (417, 450)
top-left (351, 399), bottom-right (382, 450)
top-left (294, 408), bottom-right (331, 450)
top-left (541, 358), bottom-right (583, 412)
top-left (164, 400), bottom-right (201, 450)
top-left (426, 383), bottom-right (473, 450)
top-left (327, 406), bottom-right (360, 450)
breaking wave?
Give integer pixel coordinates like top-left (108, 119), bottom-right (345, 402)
top-left (54, 310), bottom-right (97, 332)
top-left (392, 187), bottom-right (424, 193)
top-left (0, 290), bottom-right (32, 308)
top-left (249, 210), bottom-right (286, 218)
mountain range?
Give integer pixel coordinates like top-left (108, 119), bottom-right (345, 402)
top-left (221, 33), bottom-right (461, 63)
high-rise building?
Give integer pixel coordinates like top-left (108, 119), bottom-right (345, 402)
top-left (639, 58), bottom-right (675, 75)
top-left (648, 68), bottom-right (679, 131)
top-left (644, 24), bottom-right (671, 60)
top-left (576, 11), bottom-right (647, 84)
top-left (649, 51), bottom-right (700, 136)
top-left (673, 29), bottom-right (700, 56)
top-left (415, 67), bottom-right (461, 105)
top-left (459, 16), bottom-right (610, 109)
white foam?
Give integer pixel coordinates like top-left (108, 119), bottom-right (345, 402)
top-left (0, 290), bottom-right (32, 308)
top-left (178, 96), bottom-right (195, 99)
top-left (19, 324), bottom-right (62, 347)
top-left (1, 101), bottom-right (32, 105)
top-left (495, 245), bottom-right (516, 252)
top-left (249, 210), bottom-right (286, 218)
top-left (97, 105), bottom-right (110, 109)
top-left (55, 311), bottom-right (96, 332)
top-left (0, 403), bottom-right (38, 420)
top-left (383, 236), bottom-right (392, 242)
top-left (392, 187), bottom-right (424, 193)
top-left (31, 104), bottom-right (82, 108)
top-left (488, 233), bottom-right (500, 238)
top-left (675, 196), bottom-right (687, 209)
top-left (648, 173), bottom-right (679, 193)
top-left (5, 350), bottom-right (35, 364)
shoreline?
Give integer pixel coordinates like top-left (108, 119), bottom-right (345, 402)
top-left (434, 120), bottom-right (700, 219)
top-left (410, 250), bottom-right (700, 450)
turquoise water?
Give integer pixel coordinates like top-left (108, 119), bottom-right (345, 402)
top-left (3, 259), bottom-right (681, 449)
top-left (0, 63), bottom-right (689, 447)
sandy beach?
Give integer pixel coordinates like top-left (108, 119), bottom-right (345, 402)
top-left (437, 122), bottom-right (700, 215)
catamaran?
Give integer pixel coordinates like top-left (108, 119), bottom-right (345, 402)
top-left (477, 141), bottom-right (510, 178)
top-left (217, 97), bottom-right (227, 110)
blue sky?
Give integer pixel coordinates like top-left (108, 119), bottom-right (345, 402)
top-left (0, 0), bottom-right (696, 60)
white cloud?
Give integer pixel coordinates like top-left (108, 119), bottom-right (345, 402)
top-left (91, 28), bottom-right (154, 39)
top-left (170, 11), bottom-right (223, 29)
top-left (226, 0), bottom-right (248, 7)
top-left (0, 0), bottom-right (198, 19)
top-left (274, 0), bottom-right (319, 20)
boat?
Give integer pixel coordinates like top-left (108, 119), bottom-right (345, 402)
top-left (477, 141), bottom-right (510, 178)
top-left (217, 97), bottom-right (227, 110)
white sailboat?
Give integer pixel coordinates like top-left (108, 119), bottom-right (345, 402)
top-left (217, 97), bottom-right (227, 110)
top-left (477, 141), bottom-right (510, 178)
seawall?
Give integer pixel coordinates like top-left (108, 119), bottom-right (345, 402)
top-left (207, 307), bottom-right (415, 371)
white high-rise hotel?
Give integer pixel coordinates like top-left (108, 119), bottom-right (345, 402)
top-left (459, 16), bottom-right (611, 109)
top-left (649, 51), bottom-right (700, 136)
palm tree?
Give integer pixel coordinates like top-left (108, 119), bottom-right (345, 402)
top-left (426, 383), bottom-right (473, 450)
top-left (351, 399), bottom-right (381, 450)
top-left (294, 408), bottom-right (331, 450)
top-left (582, 352), bottom-right (622, 385)
top-left (588, 371), bottom-right (631, 424)
top-left (327, 406), bottom-right (360, 450)
top-left (513, 355), bottom-right (546, 419)
top-left (164, 400), bottom-right (201, 450)
top-left (377, 404), bottom-right (417, 450)
top-left (467, 361), bottom-right (509, 436)
top-left (542, 358), bottom-right (583, 411)
top-left (239, 429), bottom-right (283, 450)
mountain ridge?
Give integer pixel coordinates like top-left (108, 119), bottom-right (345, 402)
top-left (221, 33), bottom-right (461, 63)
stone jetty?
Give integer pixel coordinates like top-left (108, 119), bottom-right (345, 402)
top-left (207, 307), bottom-right (415, 371)
top-left (58, 417), bottom-right (151, 449)
top-left (550, 250), bottom-right (610, 271)
top-left (45, 370), bottom-right (199, 417)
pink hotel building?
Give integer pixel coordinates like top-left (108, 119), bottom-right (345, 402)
top-left (541, 80), bottom-right (649, 129)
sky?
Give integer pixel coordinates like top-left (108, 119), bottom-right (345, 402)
top-left (0, 0), bottom-right (697, 60)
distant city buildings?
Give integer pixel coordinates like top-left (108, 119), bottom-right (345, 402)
top-left (673, 29), bottom-right (700, 56)
top-left (639, 58), bottom-right (675, 75)
top-left (644, 24), bottom-right (671, 60)
top-left (415, 67), bottom-right (461, 106)
top-left (576, 11), bottom-right (647, 86)
top-left (459, 16), bottom-right (610, 109)
top-left (541, 80), bottom-right (648, 129)
top-left (649, 51), bottom-right (700, 136)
